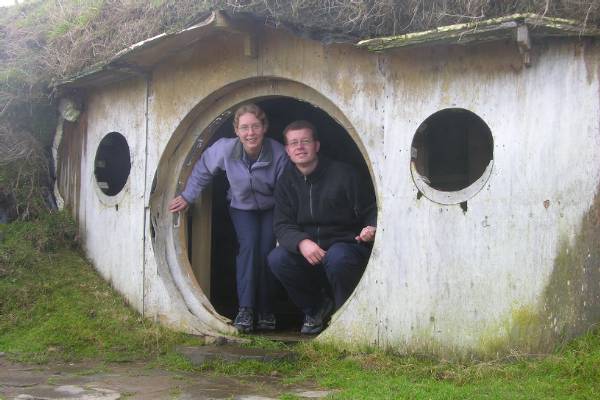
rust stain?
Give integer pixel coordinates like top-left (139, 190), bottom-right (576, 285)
top-left (325, 43), bottom-right (384, 105)
top-left (581, 39), bottom-right (599, 85)
top-left (386, 41), bottom-right (524, 104)
top-left (151, 34), bottom-right (251, 127)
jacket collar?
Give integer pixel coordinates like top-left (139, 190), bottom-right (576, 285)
top-left (231, 138), bottom-right (273, 164)
top-left (292, 156), bottom-right (330, 182)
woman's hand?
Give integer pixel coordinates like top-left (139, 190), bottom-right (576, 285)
top-left (168, 195), bottom-right (189, 213)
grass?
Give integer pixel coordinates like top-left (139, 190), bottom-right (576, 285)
top-left (1, 212), bottom-right (599, 398)
top-left (0, 211), bottom-right (203, 363)
top-left (289, 340), bottom-right (600, 399)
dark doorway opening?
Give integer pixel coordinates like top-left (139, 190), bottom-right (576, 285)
top-left (188, 96), bottom-right (374, 332)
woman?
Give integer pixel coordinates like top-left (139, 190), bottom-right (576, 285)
top-left (169, 103), bottom-right (287, 333)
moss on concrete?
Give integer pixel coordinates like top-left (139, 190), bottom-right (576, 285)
top-left (478, 188), bottom-right (600, 356)
top-left (324, 185), bottom-right (600, 359)
top-left (541, 190), bottom-right (600, 346)
top-left (357, 13), bottom-right (600, 51)
top-left (477, 305), bottom-right (545, 357)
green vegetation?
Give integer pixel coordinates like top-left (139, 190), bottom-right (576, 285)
top-left (294, 339), bottom-right (600, 399)
top-left (0, 211), bottom-right (203, 363)
top-left (1, 212), bottom-right (599, 398)
top-left (185, 338), bottom-right (599, 399)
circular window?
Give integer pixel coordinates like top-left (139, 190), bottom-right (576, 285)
top-left (94, 132), bottom-right (131, 196)
top-left (410, 108), bottom-right (493, 204)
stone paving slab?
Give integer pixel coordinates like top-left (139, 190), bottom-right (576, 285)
top-left (0, 356), bottom-right (333, 400)
top-left (176, 344), bottom-right (297, 365)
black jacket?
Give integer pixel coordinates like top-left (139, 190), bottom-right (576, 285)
top-left (274, 157), bottom-right (377, 253)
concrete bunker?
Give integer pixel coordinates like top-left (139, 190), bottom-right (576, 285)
top-left (149, 83), bottom-right (377, 336)
top-left (52, 10), bottom-right (600, 354)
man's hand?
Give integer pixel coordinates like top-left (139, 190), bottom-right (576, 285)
top-left (298, 239), bottom-right (326, 265)
top-left (169, 195), bottom-right (189, 213)
top-left (355, 225), bottom-right (376, 243)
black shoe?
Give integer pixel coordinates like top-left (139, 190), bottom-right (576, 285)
top-left (234, 307), bottom-right (254, 333)
top-left (256, 312), bottom-right (276, 331)
top-left (301, 297), bottom-right (334, 335)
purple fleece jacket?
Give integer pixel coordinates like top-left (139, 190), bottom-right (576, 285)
top-left (180, 137), bottom-right (288, 210)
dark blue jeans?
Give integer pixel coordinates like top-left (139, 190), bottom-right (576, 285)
top-left (267, 242), bottom-right (370, 315)
top-left (229, 207), bottom-right (276, 313)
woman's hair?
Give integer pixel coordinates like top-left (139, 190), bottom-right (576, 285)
top-left (233, 103), bottom-right (269, 131)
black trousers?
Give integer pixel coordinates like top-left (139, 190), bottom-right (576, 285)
top-left (267, 242), bottom-right (370, 315)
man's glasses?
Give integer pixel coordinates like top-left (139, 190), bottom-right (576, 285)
top-left (238, 123), bottom-right (263, 133)
top-left (286, 139), bottom-right (314, 148)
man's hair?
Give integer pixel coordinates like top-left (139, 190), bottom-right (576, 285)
top-left (282, 120), bottom-right (319, 143)
top-left (233, 103), bottom-right (269, 131)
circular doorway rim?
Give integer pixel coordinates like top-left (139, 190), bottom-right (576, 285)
top-left (149, 77), bottom-right (378, 337)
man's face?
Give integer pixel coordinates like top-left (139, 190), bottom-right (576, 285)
top-left (285, 128), bottom-right (320, 167)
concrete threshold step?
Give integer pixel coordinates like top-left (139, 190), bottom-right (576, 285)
top-left (258, 330), bottom-right (312, 345)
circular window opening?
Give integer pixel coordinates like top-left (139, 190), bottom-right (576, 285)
top-left (94, 132), bottom-right (131, 196)
top-left (410, 108), bottom-right (493, 204)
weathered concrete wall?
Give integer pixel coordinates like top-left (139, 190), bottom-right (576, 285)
top-left (58, 26), bottom-right (600, 355)
top-left (322, 39), bottom-right (600, 355)
top-left (77, 77), bottom-right (147, 311)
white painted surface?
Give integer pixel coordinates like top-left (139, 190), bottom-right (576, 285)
top-left (323, 41), bottom-right (600, 352)
top-left (79, 78), bottom-right (147, 311)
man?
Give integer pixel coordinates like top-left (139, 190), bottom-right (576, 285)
top-left (268, 120), bottom-right (377, 334)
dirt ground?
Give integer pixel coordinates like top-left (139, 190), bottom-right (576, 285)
top-left (0, 354), bottom-right (332, 400)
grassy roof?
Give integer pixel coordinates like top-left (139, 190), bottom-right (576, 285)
top-left (2, 1), bottom-right (600, 86)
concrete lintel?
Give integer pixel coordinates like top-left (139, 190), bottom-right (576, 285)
top-left (357, 13), bottom-right (600, 52)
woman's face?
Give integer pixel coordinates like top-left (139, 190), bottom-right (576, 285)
top-left (235, 112), bottom-right (266, 156)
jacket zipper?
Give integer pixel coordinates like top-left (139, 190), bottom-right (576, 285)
top-left (306, 176), bottom-right (320, 246)
top-left (249, 162), bottom-right (260, 210)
